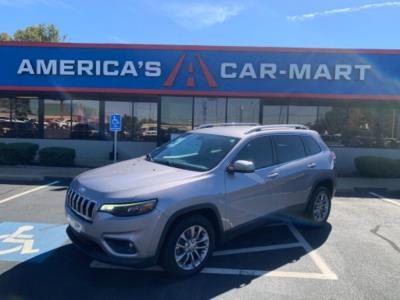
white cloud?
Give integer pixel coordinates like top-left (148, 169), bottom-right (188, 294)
top-left (162, 2), bottom-right (245, 29)
top-left (287, 1), bottom-right (400, 22)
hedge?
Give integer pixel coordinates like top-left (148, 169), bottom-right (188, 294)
top-left (0, 143), bottom-right (39, 165)
top-left (354, 156), bottom-right (400, 178)
top-left (39, 147), bottom-right (76, 167)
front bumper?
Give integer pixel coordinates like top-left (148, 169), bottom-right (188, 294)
top-left (67, 226), bottom-right (156, 268)
top-left (65, 204), bottom-right (167, 267)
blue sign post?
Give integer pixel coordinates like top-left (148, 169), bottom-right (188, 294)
top-left (109, 113), bottom-right (121, 163)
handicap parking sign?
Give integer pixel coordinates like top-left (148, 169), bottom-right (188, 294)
top-left (109, 113), bottom-right (122, 132)
top-left (0, 222), bottom-right (68, 263)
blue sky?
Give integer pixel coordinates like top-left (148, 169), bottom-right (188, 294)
top-left (1, 0), bottom-right (400, 49)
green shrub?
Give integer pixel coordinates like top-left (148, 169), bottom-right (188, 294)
top-left (39, 147), bottom-right (75, 167)
top-left (354, 156), bottom-right (400, 178)
top-left (0, 143), bottom-right (39, 165)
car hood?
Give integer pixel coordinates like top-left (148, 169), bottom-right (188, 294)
top-left (74, 157), bottom-right (205, 199)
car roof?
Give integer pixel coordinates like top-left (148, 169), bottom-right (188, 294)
top-left (191, 124), bottom-right (315, 138)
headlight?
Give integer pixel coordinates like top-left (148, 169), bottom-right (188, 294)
top-left (99, 199), bottom-right (157, 217)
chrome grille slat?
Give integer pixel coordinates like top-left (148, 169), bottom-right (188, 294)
top-left (66, 188), bottom-right (97, 221)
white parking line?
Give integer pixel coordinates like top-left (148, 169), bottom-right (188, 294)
top-left (287, 223), bottom-right (338, 280)
top-left (0, 181), bottom-right (59, 205)
top-left (90, 222), bottom-right (338, 280)
top-left (202, 268), bottom-right (337, 280)
top-left (369, 192), bottom-right (400, 208)
top-left (213, 242), bottom-right (301, 256)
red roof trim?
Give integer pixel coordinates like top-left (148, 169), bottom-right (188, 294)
top-left (1, 41), bottom-right (400, 54)
top-left (1, 86), bottom-right (399, 101)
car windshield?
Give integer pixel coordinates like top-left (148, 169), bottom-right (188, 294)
top-left (149, 133), bottom-right (239, 172)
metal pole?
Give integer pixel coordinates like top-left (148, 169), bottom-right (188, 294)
top-left (114, 130), bottom-right (117, 163)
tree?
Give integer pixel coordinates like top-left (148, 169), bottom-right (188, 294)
top-left (0, 32), bottom-right (11, 41)
top-left (0, 24), bottom-right (66, 42)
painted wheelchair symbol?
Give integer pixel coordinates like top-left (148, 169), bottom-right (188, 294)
top-left (0, 225), bottom-right (39, 256)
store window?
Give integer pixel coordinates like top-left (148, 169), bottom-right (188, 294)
top-left (0, 98), bottom-right (11, 137)
top-left (133, 102), bottom-right (158, 142)
top-left (313, 106), bottom-right (348, 147)
top-left (161, 96), bottom-right (193, 143)
top-left (227, 98), bottom-right (259, 123)
top-left (194, 97), bottom-right (226, 127)
top-left (71, 100), bottom-right (99, 139)
top-left (105, 101), bottom-right (133, 141)
top-left (11, 97), bottom-right (39, 138)
top-left (341, 107), bottom-right (398, 148)
top-left (44, 99), bottom-right (72, 139)
top-left (262, 105), bottom-right (288, 124)
top-left (288, 105), bottom-right (318, 127)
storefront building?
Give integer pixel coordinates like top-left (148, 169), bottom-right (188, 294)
top-left (1, 41), bottom-right (400, 172)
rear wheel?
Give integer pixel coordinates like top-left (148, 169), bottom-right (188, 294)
top-left (162, 215), bottom-right (215, 277)
top-left (306, 186), bottom-right (331, 226)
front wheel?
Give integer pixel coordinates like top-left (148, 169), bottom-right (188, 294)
top-left (306, 186), bottom-right (331, 226)
top-left (162, 215), bottom-right (215, 277)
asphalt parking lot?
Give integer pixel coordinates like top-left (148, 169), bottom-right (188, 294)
top-left (0, 180), bottom-right (399, 300)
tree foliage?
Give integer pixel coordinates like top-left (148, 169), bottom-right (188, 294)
top-left (0, 24), bottom-right (66, 42)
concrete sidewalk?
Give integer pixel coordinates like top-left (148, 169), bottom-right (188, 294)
top-left (336, 177), bottom-right (400, 193)
top-left (0, 165), bottom-right (91, 182)
top-left (0, 165), bottom-right (399, 192)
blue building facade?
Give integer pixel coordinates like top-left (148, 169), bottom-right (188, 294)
top-left (1, 41), bottom-right (400, 171)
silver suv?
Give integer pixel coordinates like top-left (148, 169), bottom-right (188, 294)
top-left (66, 124), bottom-right (336, 276)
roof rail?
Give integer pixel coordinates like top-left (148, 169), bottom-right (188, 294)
top-left (245, 124), bottom-right (309, 134)
top-left (195, 122), bottom-right (259, 129)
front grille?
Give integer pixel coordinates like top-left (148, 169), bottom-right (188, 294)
top-left (66, 188), bottom-right (97, 221)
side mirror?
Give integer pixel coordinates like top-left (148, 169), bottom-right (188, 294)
top-left (228, 160), bottom-right (255, 173)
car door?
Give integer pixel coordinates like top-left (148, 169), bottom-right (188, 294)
top-left (224, 136), bottom-right (284, 228)
top-left (270, 134), bottom-right (310, 210)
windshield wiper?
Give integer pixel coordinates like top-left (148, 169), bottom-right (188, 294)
top-left (146, 153), bottom-right (153, 162)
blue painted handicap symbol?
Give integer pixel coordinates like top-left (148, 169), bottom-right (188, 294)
top-left (109, 113), bottom-right (122, 131)
top-left (0, 222), bottom-right (68, 262)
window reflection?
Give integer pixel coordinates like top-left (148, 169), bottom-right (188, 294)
top-left (227, 98), bottom-right (259, 123)
top-left (194, 97), bottom-right (226, 127)
top-left (133, 102), bottom-right (158, 142)
top-left (0, 98), bottom-right (11, 137)
top-left (71, 100), bottom-right (99, 139)
top-left (12, 97), bottom-right (39, 138)
top-left (262, 105), bottom-right (287, 124)
top-left (288, 106), bottom-right (318, 127)
top-left (161, 96), bottom-right (193, 143)
top-left (44, 99), bottom-right (72, 139)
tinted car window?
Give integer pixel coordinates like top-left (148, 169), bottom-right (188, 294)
top-left (235, 137), bottom-right (274, 169)
top-left (274, 135), bottom-right (306, 163)
top-left (303, 135), bottom-right (321, 155)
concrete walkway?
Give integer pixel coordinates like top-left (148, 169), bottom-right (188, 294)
top-left (336, 177), bottom-right (400, 193)
top-left (0, 165), bottom-right (91, 182)
top-left (0, 165), bottom-right (399, 192)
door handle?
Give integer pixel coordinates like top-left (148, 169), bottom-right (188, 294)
top-left (307, 162), bottom-right (316, 168)
top-left (267, 172), bottom-right (279, 179)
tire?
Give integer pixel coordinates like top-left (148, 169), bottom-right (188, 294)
top-left (305, 186), bottom-right (331, 226)
top-left (161, 215), bottom-right (215, 277)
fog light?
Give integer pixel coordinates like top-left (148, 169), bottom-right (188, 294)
top-left (105, 238), bottom-right (137, 255)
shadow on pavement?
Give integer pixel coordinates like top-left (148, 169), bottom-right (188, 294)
top-left (0, 224), bottom-right (332, 300)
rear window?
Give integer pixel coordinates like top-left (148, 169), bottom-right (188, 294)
top-left (274, 135), bottom-right (306, 163)
top-left (302, 135), bottom-right (322, 155)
